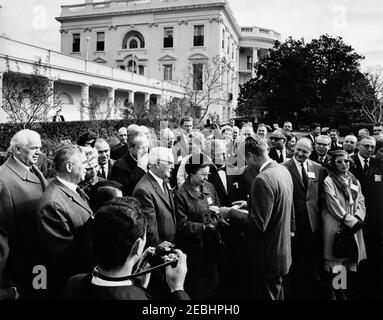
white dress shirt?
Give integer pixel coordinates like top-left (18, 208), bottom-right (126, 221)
top-left (357, 153), bottom-right (370, 169)
top-left (293, 157), bottom-right (308, 179)
top-left (56, 176), bottom-right (77, 193)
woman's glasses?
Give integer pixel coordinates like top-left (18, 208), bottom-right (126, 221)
top-left (335, 159), bottom-right (350, 164)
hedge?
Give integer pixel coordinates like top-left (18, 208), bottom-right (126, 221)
top-left (0, 119), bottom-right (158, 151)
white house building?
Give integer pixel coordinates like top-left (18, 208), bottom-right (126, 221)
top-left (57, 0), bottom-right (280, 122)
top-left (0, 0), bottom-right (280, 123)
top-left (0, 36), bottom-right (184, 122)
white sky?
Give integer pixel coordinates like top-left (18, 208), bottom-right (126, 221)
top-left (0, 0), bottom-right (382, 69)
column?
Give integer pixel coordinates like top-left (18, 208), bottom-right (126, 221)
top-left (144, 92), bottom-right (150, 111)
top-left (128, 90), bottom-right (135, 105)
top-left (252, 47), bottom-right (259, 78)
top-left (107, 87), bottom-right (115, 119)
top-left (81, 84), bottom-right (89, 121)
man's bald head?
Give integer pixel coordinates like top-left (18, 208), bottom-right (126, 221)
top-left (294, 137), bottom-right (313, 163)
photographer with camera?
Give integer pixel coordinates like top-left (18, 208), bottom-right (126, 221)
top-left (175, 153), bottom-right (226, 299)
top-left (63, 197), bottom-right (189, 300)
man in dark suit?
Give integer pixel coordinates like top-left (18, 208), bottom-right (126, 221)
top-left (176, 116), bottom-right (194, 158)
top-left (52, 109), bottom-right (65, 122)
top-left (133, 147), bottom-right (177, 247)
top-left (310, 134), bottom-right (331, 167)
top-left (329, 129), bottom-right (343, 151)
top-left (350, 136), bottom-right (377, 193)
top-left (221, 135), bottom-right (293, 300)
top-left (305, 123), bottom-right (321, 148)
top-left (349, 135), bottom-right (378, 297)
top-left (95, 139), bottom-right (114, 179)
top-left (37, 145), bottom-right (94, 297)
top-left (283, 137), bottom-right (326, 299)
top-left (110, 126), bottom-right (129, 160)
top-left (0, 129), bottom-right (47, 300)
top-left (111, 132), bottom-right (149, 196)
top-left (63, 197), bottom-right (190, 300)
top-left (207, 139), bottom-right (248, 298)
top-left (268, 130), bottom-right (293, 163)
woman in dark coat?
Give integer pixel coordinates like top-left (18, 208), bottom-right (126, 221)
top-left (174, 153), bottom-right (224, 299)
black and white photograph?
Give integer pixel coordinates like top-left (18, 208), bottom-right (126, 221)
top-left (0, 0), bottom-right (383, 310)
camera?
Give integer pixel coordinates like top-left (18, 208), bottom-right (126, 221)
top-left (136, 241), bottom-right (178, 272)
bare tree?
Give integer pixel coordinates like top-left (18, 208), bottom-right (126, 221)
top-left (350, 66), bottom-right (383, 124)
top-left (180, 55), bottom-right (231, 125)
top-left (1, 57), bottom-right (60, 129)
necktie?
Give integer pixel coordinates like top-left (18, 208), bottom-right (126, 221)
top-left (279, 151), bottom-right (284, 163)
top-left (100, 165), bottom-right (106, 179)
top-left (163, 181), bottom-right (173, 209)
top-left (301, 163), bottom-right (308, 190)
top-left (363, 158), bottom-right (369, 174)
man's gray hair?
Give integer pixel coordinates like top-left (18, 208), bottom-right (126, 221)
top-left (8, 129), bottom-right (40, 154)
top-left (316, 135), bottom-right (331, 144)
top-left (358, 135), bottom-right (376, 143)
top-left (94, 138), bottom-right (109, 149)
top-left (54, 144), bottom-right (83, 173)
top-left (148, 147), bottom-right (173, 165)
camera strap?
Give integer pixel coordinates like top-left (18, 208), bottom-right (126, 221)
top-left (92, 259), bottom-right (177, 282)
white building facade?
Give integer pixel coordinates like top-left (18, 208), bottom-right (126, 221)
top-left (0, 36), bottom-right (184, 122)
top-left (57, 0), bottom-right (280, 122)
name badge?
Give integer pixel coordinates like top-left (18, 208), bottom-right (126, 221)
top-left (350, 184), bottom-right (359, 192)
top-left (207, 197), bottom-right (213, 205)
top-left (307, 172), bottom-right (316, 179)
top-left (233, 182), bottom-right (239, 189)
top-left (375, 175), bottom-right (382, 182)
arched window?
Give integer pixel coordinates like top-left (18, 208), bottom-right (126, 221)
top-left (122, 31), bottom-right (145, 49)
top-left (129, 39), bottom-right (138, 49)
top-left (58, 92), bottom-right (74, 105)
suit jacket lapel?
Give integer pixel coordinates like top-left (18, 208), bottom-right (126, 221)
top-left (147, 174), bottom-right (174, 213)
top-left (54, 179), bottom-right (92, 215)
top-left (6, 157), bottom-right (44, 186)
top-left (210, 166), bottom-right (227, 196)
top-left (286, 159), bottom-right (306, 190)
top-left (31, 165), bottom-right (48, 191)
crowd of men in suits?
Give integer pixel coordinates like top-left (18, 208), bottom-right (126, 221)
top-left (1, 116), bottom-right (383, 300)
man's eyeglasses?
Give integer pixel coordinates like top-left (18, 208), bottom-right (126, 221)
top-left (360, 144), bottom-right (375, 149)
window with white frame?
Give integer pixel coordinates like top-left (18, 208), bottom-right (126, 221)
top-left (163, 27), bottom-right (173, 48)
top-left (193, 25), bottom-right (204, 46)
top-left (163, 64), bottom-right (173, 81)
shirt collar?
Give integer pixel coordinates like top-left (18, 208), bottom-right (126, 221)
top-left (91, 275), bottom-right (133, 287)
top-left (149, 170), bottom-right (164, 187)
top-left (358, 153), bottom-right (369, 164)
top-left (13, 156), bottom-right (31, 171)
top-left (293, 157), bottom-right (308, 171)
top-left (259, 159), bottom-right (274, 173)
top-left (56, 176), bottom-right (78, 192)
